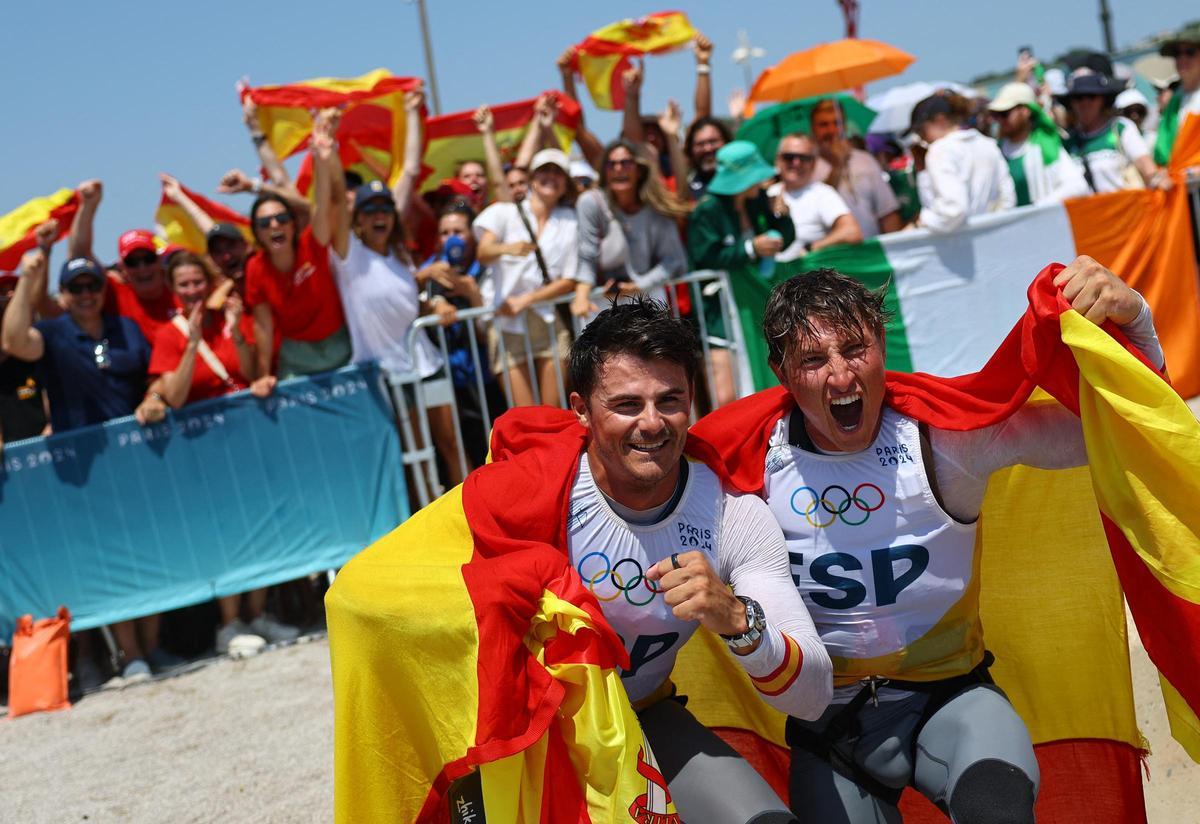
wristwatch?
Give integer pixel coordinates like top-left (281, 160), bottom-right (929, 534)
top-left (721, 596), bottom-right (765, 651)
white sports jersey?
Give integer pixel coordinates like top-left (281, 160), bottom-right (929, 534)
top-left (567, 455), bottom-right (723, 702)
top-left (764, 407), bottom-right (982, 684)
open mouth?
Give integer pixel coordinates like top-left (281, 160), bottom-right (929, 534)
top-left (628, 439), bottom-right (668, 455)
top-left (829, 394), bottom-right (863, 431)
top-left (269, 231), bottom-right (286, 245)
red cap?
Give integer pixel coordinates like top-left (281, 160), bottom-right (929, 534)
top-left (117, 229), bottom-right (158, 260)
top-left (161, 243), bottom-right (188, 261)
top-left (436, 178), bottom-right (475, 198)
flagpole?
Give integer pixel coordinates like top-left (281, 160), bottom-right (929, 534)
top-left (411, 0), bottom-right (442, 114)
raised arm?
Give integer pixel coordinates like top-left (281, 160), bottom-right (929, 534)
top-left (243, 97), bottom-right (290, 189)
top-left (1, 249), bottom-right (48, 362)
top-left (474, 104), bottom-right (513, 204)
top-left (161, 173), bottom-right (215, 236)
top-left (658, 100), bottom-right (688, 186)
top-left (394, 88), bottom-right (427, 213)
top-left (159, 305), bottom-right (203, 408)
top-left (67, 179), bottom-right (102, 260)
top-left (620, 61), bottom-right (645, 145)
top-left (310, 107), bottom-right (344, 250)
top-left (218, 169), bottom-right (312, 229)
top-left (514, 93), bottom-right (560, 172)
top-left (32, 220), bottom-right (64, 319)
top-left (557, 47), bottom-right (605, 170)
top-left (692, 33), bottom-right (713, 121)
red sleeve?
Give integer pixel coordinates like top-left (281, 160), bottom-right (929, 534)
top-left (148, 323), bottom-right (185, 377)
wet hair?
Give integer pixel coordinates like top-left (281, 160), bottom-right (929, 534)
top-left (166, 251), bottom-right (217, 288)
top-left (568, 296), bottom-right (700, 401)
top-left (762, 269), bottom-right (892, 367)
top-left (684, 116), bottom-right (733, 164)
top-left (599, 139), bottom-right (692, 220)
top-left (248, 193), bottom-right (299, 250)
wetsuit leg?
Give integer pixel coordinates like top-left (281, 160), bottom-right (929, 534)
top-left (787, 694), bottom-right (926, 824)
top-left (638, 697), bottom-right (798, 824)
top-left (911, 684), bottom-right (1038, 824)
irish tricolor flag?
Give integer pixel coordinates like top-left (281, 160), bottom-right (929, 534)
top-left (732, 121), bottom-right (1200, 399)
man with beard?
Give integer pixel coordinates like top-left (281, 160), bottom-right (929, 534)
top-left (691, 261), bottom-right (1166, 823)
top-left (810, 99), bottom-right (902, 238)
top-left (988, 82), bottom-right (1088, 206)
top-left (683, 116), bottom-right (732, 200)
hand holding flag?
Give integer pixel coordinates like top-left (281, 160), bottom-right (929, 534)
top-left (1052, 256), bottom-right (1144, 326)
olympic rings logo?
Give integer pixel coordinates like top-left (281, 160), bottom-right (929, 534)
top-left (576, 551), bottom-right (662, 607)
top-left (790, 483), bottom-right (885, 528)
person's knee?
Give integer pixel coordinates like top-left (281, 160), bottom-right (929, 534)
top-left (947, 759), bottom-right (1035, 824)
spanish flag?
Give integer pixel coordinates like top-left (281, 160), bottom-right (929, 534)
top-left (571, 11), bottom-right (698, 110)
top-left (688, 263), bottom-right (1200, 821)
top-left (0, 189), bottom-right (78, 271)
top-left (241, 69), bottom-right (422, 188)
top-left (326, 414), bottom-right (687, 822)
top-left (154, 178), bottom-right (252, 254)
top-left (420, 91), bottom-right (582, 194)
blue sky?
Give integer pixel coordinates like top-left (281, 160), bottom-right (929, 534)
top-left (1, 1), bottom-right (1187, 259)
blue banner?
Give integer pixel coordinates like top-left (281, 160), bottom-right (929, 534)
top-left (0, 364), bottom-right (408, 635)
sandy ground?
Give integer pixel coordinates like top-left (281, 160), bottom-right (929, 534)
top-left (1, 625), bottom-right (1193, 823)
top-left (5, 400), bottom-right (1198, 823)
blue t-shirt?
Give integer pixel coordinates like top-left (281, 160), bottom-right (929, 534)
top-left (34, 313), bottom-right (150, 432)
top-left (421, 254), bottom-right (492, 389)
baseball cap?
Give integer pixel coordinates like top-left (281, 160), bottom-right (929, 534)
top-left (353, 180), bottom-right (396, 213)
top-left (569, 159), bottom-right (598, 182)
top-left (988, 82), bottom-right (1037, 113)
top-left (206, 222), bottom-right (245, 248)
top-left (59, 257), bottom-right (106, 288)
top-left (530, 148), bottom-right (571, 176)
top-left (117, 229), bottom-right (157, 260)
top-left (1115, 88), bottom-right (1150, 111)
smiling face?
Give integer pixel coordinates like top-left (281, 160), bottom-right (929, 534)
top-left (354, 197), bottom-right (396, 251)
top-left (571, 353), bottom-right (692, 510)
top-left (120, 249), bottom-right (165, 300)
top-left (776, 135), bottom-right (817, 189)
top-left (457, 161), bottom-right (487, 195)
top-left (530, 164), bottom-right (568, 206)
top-left (773, 318), bottom-right (886, 453)
top-left (690, 124), bottom-right (725, 173)
top-left (170, 262), bottom-right (210, 312)
top-left (252, 200), bottom-right (296, 257)
top-left (208, 236), bottom-right (247, 278)
top-left (62, 275), bottom-right (106, 323)
top-left (604, 145), bottom-right (640, 199)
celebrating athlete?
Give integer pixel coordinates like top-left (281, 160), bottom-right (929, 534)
top-left (692, 259), bottom-right (1165, 823)
top-left (560, 297), bottom-right (831, 824)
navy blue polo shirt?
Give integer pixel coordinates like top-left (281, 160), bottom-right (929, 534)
top-left (34, 313), bottom-right (151, 432)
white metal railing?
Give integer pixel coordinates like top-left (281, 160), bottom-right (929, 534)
top-left (391, 270), bottom-right (748, 507)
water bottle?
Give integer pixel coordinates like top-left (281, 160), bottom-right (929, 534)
top-left (757, 230), bottom-right (782, 281)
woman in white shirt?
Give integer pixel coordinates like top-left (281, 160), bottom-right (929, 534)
top-left (1062, 71), bottom-right (1160, 193)
top-left (910, 93), bottom-right (1016, 233)
top-left (474, 148), bottom-right (581, 407)
top-left (324, 94), bottom-right (466, 488)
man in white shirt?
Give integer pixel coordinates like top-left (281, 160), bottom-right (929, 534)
top-left (988, 83), bottom-right (1089, 206)
top-left (771, 134), bottom-right (863, 262)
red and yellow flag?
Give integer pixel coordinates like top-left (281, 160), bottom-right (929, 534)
top-left (154, 178), bottom-right (252, 254)
top-left (241, 69), bottom-right (422, 191)
top-left (420, 91), bottom-right (582, 193)
top-left (0, 189), bottom-right (78, 271)
top-left (326, 420), bottom-right (681, 822)
top-left (571, 11), bottom-right (698, 110)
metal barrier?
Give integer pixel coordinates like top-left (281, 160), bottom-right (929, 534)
top-left (393, 270), bottom-right (749, 507)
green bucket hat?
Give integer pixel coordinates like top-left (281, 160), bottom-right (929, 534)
top-left (1160, 23), bottom-right (1200, 57)
top-left (706, 140), bottom-right (777, 196)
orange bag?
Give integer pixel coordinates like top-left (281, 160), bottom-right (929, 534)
top-left (8, 606), bottom-right (72, 719)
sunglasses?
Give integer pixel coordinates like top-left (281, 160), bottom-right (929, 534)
top-left (358, 201), bottom-right (394, 216)
top-left (123, 252), bottom-right (157, 269)
top-left (1178, 46), bottom-right (1200, 58)
top-left (779, 152), bottom-right (816, 165)
top-left (605, 157), bottom-right (636, 170)
top-left (254, 212), bottom-right (294, 230)
top-left (992, 108), bottom-right (1019, 120)
top-left (93, 339), bottom-right (111, 370)
top-left (65, 279), bottom-right (104, 295)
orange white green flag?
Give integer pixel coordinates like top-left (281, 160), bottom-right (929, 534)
top-left (154, 178), bottom-right (252, 254)
top-left (570, 11), bottom-right (698, 110)
top-left (0, 189), bottom-right (78, 271)
top-left (240, 69), bottom-right (422, 189)
top-left (421, 91), bottom-right (582, 193)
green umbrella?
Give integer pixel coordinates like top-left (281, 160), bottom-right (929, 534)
top-left (735, 93), bottom-right (877, 164)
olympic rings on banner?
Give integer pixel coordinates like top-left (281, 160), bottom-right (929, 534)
top-left (577, 551), bottom-right (662, 607)
top-left (790, 483), bottom-right (885, 528)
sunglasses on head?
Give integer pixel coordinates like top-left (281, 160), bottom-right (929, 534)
top-left (605, 157), bottom-right (636, 170)
top-left (65, 279), bottom-right (104, 295)
top-left (254, 211), bottom-right (293, 230)
top-left (123, 252), bottom-right (157, 269)
top-left (779, 152), bottom-right (816, 165)
top-left (358, 201), bottom-right (394, 216)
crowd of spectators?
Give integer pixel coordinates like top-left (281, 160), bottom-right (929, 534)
top-left (3, 23), bottom-right (1199, 685)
